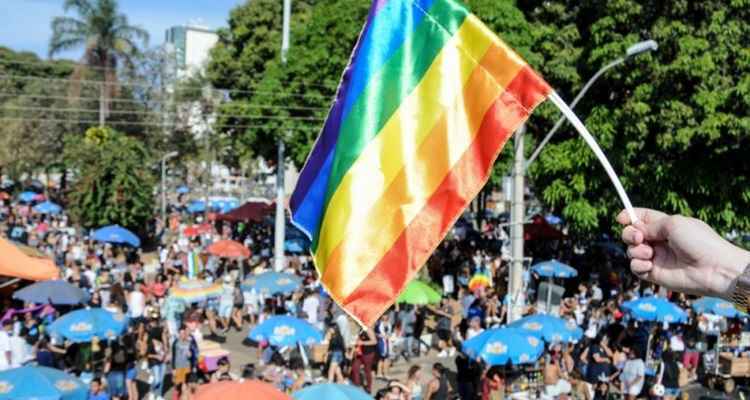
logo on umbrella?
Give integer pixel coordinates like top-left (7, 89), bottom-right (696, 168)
top-left (540, 265), bottom-right (553, 272)
top-left (638, 303), bottom-right (656, 312)
top-left (0, 381), bottom-right (12, 394)
top-left (273, 325), bottom-right (296, 337)
top-left (664, 315), bottom-right (674, 323)
top-left (552, 334), bottom-right (563, 342)
top-left (527, 337), bottom-right (540, 347)
top-left (485, 341), bottom-right (508, 355)
top-left (718, 302), bottom-right (732, 309)
top-left (70, 322), bottom-right (93, 332)
top-left (55, 379), bottom-right (79, 392)
top-left (522, 322), bottom-right (543, 331)
top-left (276, 278), bottom-right (292, 285)
top-left (519, 353), bottom-right (531, 363)
top-left (246, 279), bottom-right (256, 286)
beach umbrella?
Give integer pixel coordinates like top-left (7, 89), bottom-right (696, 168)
top-left (193, 380), bottom-right (290, 400)
top-left (248, 316), bottom-right (323, 347)
top-left (13, 280), bottom-right (87, 305)
top-left (622, 296), bottom-right (687, 323)
top-left (170, 279), bottom-right (223, 304)
top-left (531, 260), bottom-right (578, 312)
top-left (18, 191), bottom-right (37, 203)
top-left (33, 201), bottom-right (62, 215)
top-left (462, 327), bottom-right (544, 366)
top-left (92, 225), bottom-right (141, 247)
top-left (242, 271), bottom-right (301, 295)
top-left (187, 200), bottom-right (206, 214)
top-left (692, 297), bottom-right (746, 318)
top-left (207, 239), bottom-right (250, 258)
top-left (0, 366), bottom-right (87, 400)
top-left (397, 280), bottom-right (441, 305)
top-left (508, 314), bottom-right (583, 344)
top-left (531, 260), bottom-right (578, 278)
top-left (293, 383), bottom-right (373, 400)
top-left (176, 185), bottom-right (190, 194)
top-left (48, 308), bottom-right (128, 343)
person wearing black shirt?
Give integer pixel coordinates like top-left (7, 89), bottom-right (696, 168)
top-left (660, 351), bottom-right (681, 400)
top-left (351, 329), bottom-right (377, 393)
top-left (105, 339), bottom-right (129, 399)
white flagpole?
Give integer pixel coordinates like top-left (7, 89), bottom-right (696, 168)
top-left (547, 91), bottom-right (639, 224)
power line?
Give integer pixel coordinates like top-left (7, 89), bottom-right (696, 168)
top-left (2, 105), bottom-right (327, 121)
top-left (0, 116), bottom-right (321, 130)
top-left (0, 73), bottom-right (338, 99)
top-left (0, 57), bottom-right (342, 90)
top-left (0, 92), bottom-right (330, 111)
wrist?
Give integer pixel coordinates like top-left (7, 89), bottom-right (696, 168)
top-left (716, 247), bottom-right (750, 300)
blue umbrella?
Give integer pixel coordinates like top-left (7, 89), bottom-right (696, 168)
top-left (622, 296), bottom-right (687, 324)
top-left (33, 201), bottom-right (62, 215)
top-left (0, 366), bottom-right (87, 400)
top-left (176, 185), bottom-right (190, 194)
top-left (92, 225), bottom-right (140, 247)
top-left (242, 271), bottom-right (302, 295)
top-left (508, 314), bottom-right (583, 344)
top-left (13, 280), bottom-right (87, 305)
top-left (692, 297), bottom-right (746, 318)
top-left (293, 383), bottom-right (373, 400)
top-left (248, 316), bottom-right (323, 347)
top-left (18, 191), bottom-right (37, 203)
top-left (187, 200), bottom-right (206, 214)
top-left (545, 214), bottom-right (563, 225)
top-left (462, 327), bottom-right (544, 366)
top-left (48, 308), bottom-right (128, 343)
top-left (531, 260), bottom-right (578, 278)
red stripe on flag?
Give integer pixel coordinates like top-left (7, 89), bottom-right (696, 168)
top-left (340, 67), bottom-right (549, 326)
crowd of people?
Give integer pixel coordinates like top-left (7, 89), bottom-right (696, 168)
top-left (0, 185), bottom-right (746, 400)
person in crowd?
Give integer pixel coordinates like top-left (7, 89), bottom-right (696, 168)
top-left (405, 365), bottom-right (423, 400)
top-left (659, 350), bottom-right (681, 400)
top-left (172, 325), bottom-right (198, 398)
top-left (543, 344), bottom-right (571, 399)
top-left (324, 324), bottom-right (347, 383)
top-left (375, 313), bottom-right (392, 380)
top-left (88, 377), bottom-right (110, 400)
top-left (423, 363), bottom-right (450, 400)
top-left (0, 320), bottom-right (12, 370)
top-left (211, 357), bottom-right (238, 382)
top-left (351, 328), bottom-right (377, 393)
top-left (620, 346), bottom-right (645, 400)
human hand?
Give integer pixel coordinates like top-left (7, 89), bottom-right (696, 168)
top-left (618, 208), bottom-right (750, 299)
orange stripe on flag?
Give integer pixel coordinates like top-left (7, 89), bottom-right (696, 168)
top-left (340, 66), bottom-right (549, 326)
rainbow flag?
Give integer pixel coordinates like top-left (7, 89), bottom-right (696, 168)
top-left (185, 250), bottom-right (203, 279)
top-left (290, 0), bottom-right (551, 326)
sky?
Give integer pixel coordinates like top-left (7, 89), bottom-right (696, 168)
top-left (0, 0), bottom-right (246, 60)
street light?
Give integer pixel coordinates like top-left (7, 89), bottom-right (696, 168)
top-left (525, 39), bottom-right (658, 169)
top-left (161, 151), bottom-right (179, 225)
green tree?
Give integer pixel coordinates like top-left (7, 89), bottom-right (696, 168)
top-left (520, 0), bottom-right (750, 235)
top-left (49, 0), bottom-right (149, 122)
top-left (64, 127), bottom-right (155, 234)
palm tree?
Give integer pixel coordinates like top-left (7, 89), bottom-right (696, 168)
top-left (49, 0), bottom-right (149, 125)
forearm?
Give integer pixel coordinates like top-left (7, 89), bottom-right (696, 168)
top-left (716, 247), bottom-right (750, 300)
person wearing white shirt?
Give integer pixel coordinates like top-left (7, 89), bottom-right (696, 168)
top-left (9, 333), bottom-right (28, 368)
top-left (0, 321), bottom-right (13, 371)
top-left (128, 282), bottom-right (146, 320)
top-left (302, 292), bottom-right (320, 326)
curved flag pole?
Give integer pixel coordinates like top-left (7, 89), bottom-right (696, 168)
top-left (547, 91), bottom-right (639, 224)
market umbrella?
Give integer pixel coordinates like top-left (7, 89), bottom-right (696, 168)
top-left (13, 280), bottom-right (87, 305)
top-left (293, 383), bottom-right (373, 400)
top-left (248, 316), bottom-right (323, 347)
top-left (92, 225), bottom-right (141, 247)
top-left (242, 271), bottom-right (302, 295)
top-left (48, 308), bottom-right (128, 343)
top-left (207, 239), bottom-right (250, 258)
top-left (170, 279), bottom-right (223, 304)
top-left (193, 380), bottom-right (290, 400)
top-left (397, 280), bottom-right (441, 305)
top-left (622, 296), bottom-right (688, 323)
top-left (462, 327), bottom-right (544, 366)
top-left (176, 185), bottom-right (190, 194)
top-left (692, 297), bottom-right (746, 318)
top-left (18, 191), bottom-right (37, 203)
top-left (531, 260), bottom-right (578, 312)
top-left (508, 314), bottom-right (583, 344)
top-left (0, 366), bottom-right (87, 400)
top-left (216, 200), bottom-right (274, 223)
top-left (187, 200), bottom-right (206, 214)
top-left (33, 201), bottom-right (62, 215)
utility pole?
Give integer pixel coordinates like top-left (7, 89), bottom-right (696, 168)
top-left (274, 0), bottom-right (291, 272)
top-left (160, 151), bottom-right (179, 226)
top-left (508, 124), bottom-right (526, 323)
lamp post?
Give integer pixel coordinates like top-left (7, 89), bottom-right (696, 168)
top-left (507, 40), bottom-right (658, 322)
top-left (160, 151), bottom-right (179, 226)
top-left (525, 40), bottom-right (658, 169)
top-left (274, 0), bottom-right (292, 272)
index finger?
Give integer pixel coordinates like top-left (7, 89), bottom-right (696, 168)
top-left (616, 208), bottom-right (669, 226)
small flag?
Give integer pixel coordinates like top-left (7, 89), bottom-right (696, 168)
top-left (290, 0), bottom-right (551, 326)
top-left (185, 250), bottom-right (203, 279)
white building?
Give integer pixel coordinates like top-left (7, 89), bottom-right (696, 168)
top-left (164, 24), bottom-right (218, 78)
